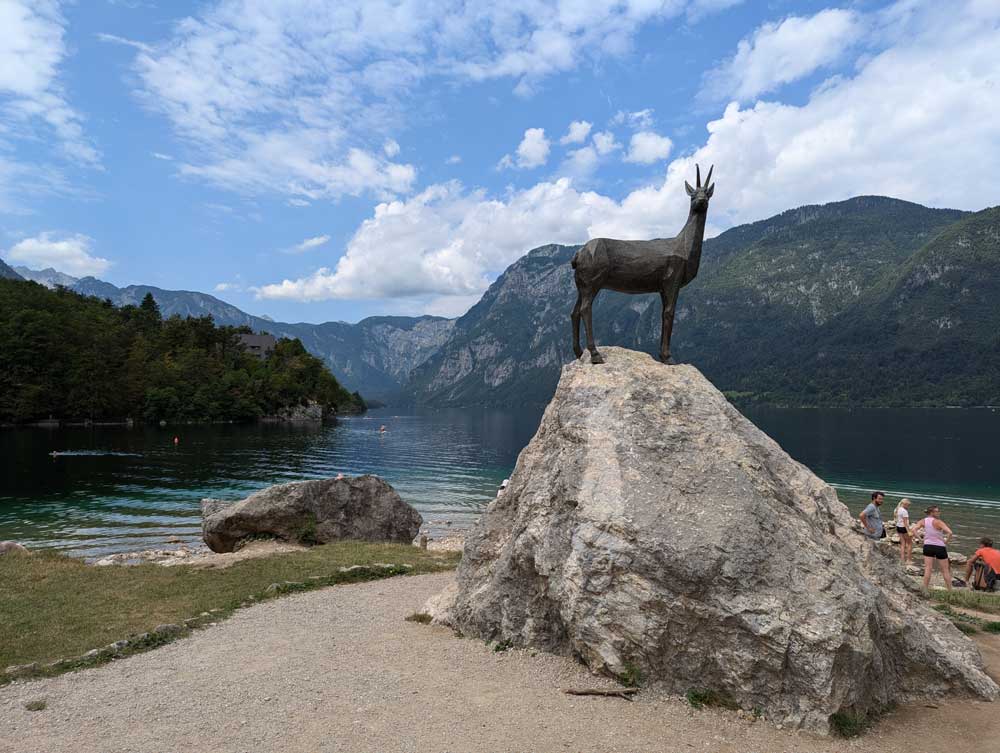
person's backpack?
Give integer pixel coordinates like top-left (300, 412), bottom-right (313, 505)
top-left (971, 561), bottom-right (998, 592)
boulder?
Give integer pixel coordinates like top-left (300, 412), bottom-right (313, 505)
top-left (201, 475), bottom-right (422, 553)
top-left (427, 347), bottom-right (997, 733)
top-left (0, 541), bottom-right (29, 556)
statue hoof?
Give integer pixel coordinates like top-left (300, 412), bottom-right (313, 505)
top-left (573, 345), bottom-right (583, 359)
top-left (660, 354), bottom-right (676, 365)
top-left (590, 352), bottom-right (605, 365)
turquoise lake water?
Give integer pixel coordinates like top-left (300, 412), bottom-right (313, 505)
top-left (1, 406), bottom-right (998, 558)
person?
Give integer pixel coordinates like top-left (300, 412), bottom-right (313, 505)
top-left (914, 505), bottom-right (953, 590)
top-left (894, 498), bottom-right (913, 564)
top-left (859, 491), bottom-right (886, 540)
top-left (965, 537), bottom-right (1000, 591)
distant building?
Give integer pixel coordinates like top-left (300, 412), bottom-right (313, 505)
top-left (238, 333), bottom-right (277, 360)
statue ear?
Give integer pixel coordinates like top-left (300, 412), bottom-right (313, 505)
top-left (706, 183), bottom-right (715, 198)
top-left (685, 181), bottom-right (695, 197)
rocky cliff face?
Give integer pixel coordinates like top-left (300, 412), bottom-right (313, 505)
top-left (0, 260), bottom-right (23, 280)
top-left (426, 348), bottom-right (998, 732)
top-left (406, 197), bottom-right (986, 407)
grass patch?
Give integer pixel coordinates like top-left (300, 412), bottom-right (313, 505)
top-left (405, 612), bottom-right (432, 624)
top-left (928, 589), bottom-right (1000, 615)
top-left (24, 699), bottom-right (46, 711)
top-left (619, 661), bottom-right (643, 688)
top-left (983, 621), bottom-right (1000, 634)
top-left (492, 638), bottom-right (514, 653)
top-left (830, 710), bottom-right (870, 738)
top-left (685, 688), bottom-right (738, 711)
top-left (0, 543), bottom-right (459, 680)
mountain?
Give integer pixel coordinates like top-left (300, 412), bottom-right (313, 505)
top-left (66, 278), bottom-right (453, 400)
top-left (13, 266), bottom-right (79, 288)
top-left (406, 197), bottom-right (985, 406)
top-left (0, 260), bottom-right (23, 280)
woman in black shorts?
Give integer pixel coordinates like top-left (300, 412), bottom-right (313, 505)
top-left (916, 505), bottom-right (953, 591)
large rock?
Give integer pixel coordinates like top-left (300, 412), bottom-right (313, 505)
top-left (426, 347), bottom-right (997, 733)
top-left (202, 475), bottom-right (422, 553)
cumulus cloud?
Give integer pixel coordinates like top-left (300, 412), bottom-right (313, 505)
top-left (624, 131), bottom-right (673, 164)
top-left (118, 1), bottom-right (740, 200)
top-left (704, 8), bottom-right (862, 102)
top-left (3, 232), bottom-right (111, 276)
top-left (446, 154), bottom-right (462, 165)
top-left (258, 0), bottom-right (1000, 314)
top-left (213, 282), bottom-right (236, 292)
top-left (283, 234), bottom-right (331, 254)
top-left (611, 108), bottom-right (654, 130)
top-left (592, 131), bottom-right (621, 156)
top-left (499, 128), bottom-right (551, 170)
top-left (560, 120), bottom-right (592, 145)
top-left (382, 139), bottom-right (400, 157)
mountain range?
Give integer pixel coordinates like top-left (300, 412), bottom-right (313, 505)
top-left (8, 195), bottom-right (998, 406)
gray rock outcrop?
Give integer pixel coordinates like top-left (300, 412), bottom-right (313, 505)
top-left (202, 475), bottom-right (422, 553)
top-left (426, 347), bottom-right (997, 733)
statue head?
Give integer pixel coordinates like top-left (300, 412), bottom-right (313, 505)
top-left (684, 164), bottom-right (714, 213)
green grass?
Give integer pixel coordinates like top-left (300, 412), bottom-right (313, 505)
top-left (405, 612), bottom-right (433, 624)
top-left (0, 543), bottom-right (459, 679)
top-left (619, 661), bottom-right (643, 688)
top-left (24, 699), bottom-right (46, 711)
top-left (928, 589), bottom-right (1000, 615)
top-left (685, 688), bottom-right (738, 711)
top-left (983, 621), bottom-right (1000, 634)
top-left (830, 710), bottom-right (871, 738)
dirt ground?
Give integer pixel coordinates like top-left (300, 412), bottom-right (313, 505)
top-left (1, 572), bottom-right (997, 753)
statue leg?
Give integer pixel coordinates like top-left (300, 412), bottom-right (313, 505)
top-left (659, 273), bottom-right (683, 364)
top-left (581, 290), bottom-right (604, 364)
top-left (571, 290), bottom-right (583, 359)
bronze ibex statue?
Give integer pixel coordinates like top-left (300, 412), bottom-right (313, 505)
top-left (571, 164), bottom-right (714, 364)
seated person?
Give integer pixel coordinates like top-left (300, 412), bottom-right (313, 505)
top-left (965, 537), bottom-right (1000, 591)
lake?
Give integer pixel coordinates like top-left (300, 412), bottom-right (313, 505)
top-left (1, 406), bottom-right (999, 559)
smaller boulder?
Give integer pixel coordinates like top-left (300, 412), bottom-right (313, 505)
top-left (0, 541), bottom-right (29, 556)
top-left (201, 475), bottom-right (422, 553)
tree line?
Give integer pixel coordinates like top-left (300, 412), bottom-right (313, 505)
top-left (0, 279), bottom-right (364, 424)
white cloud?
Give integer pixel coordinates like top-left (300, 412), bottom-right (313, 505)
top-left (446, 154), bottom-right (462, 165)
top-left (284, 234), bottom-right (331, 254)
top-left (687, 0), bottom-right (744, 23)
top-left (151, 152), bottom-right (174, 161)
top-left (592, 131), bottom-right (621, 156)
top-left (0, 1), bottom-right (99, 166)
top-left (120, 1), bottom-right (738, 200)
top-left (287, 198), bottom-right (310, 207)
top-left (624, 131), bottom-right (673, 164)
top-left (611, 109), bottom-right (654, 130)
top-left (705, 8), bottom-right (862, 102)
top-left (259, 0), bottom-right (1000, 313)
top-left (3, 232), bottom-right (111, 276)
top-left (560, 120), bottom-right (592, 145)
top-left (499, 127), bottom-right (551, 170)
top-left (560, 146), bottom-right (599, 178)
top-left (382, 139), bottom-right (400, 158)
top-left (213, 282), bottom-right (236, 292)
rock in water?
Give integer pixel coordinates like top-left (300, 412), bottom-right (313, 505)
top-left (201, 475), bottom-right (422, 553)
top-left (426, 347), bottom-right (997, 732)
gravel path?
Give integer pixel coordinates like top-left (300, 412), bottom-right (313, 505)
top-left (1, 573), bottom-right (997, 753)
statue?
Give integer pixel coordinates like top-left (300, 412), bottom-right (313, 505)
top-left (571, 164), bottom-right (714, 364)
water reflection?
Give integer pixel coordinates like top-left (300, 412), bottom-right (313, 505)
top-left (1, 406), bottom-right (998, 558)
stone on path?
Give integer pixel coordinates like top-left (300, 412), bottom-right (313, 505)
top-left (425, 347), bottom-right (997, 733)
top-left (202, 475), bottom-right (422, 553)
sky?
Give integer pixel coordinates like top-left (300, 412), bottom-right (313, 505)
top-left (1, 0), bottom-right (998, 324)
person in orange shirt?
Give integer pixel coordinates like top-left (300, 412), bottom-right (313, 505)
top-left (965, 537), bottom-right (1000, 591)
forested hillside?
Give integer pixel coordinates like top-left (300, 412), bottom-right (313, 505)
top-left (407, 197), bottom-right (999, 407)
top-left (0, 280), bottom-right (363, 423)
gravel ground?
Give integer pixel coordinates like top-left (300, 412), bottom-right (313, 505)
top-left (1, 573), bottom-right (997, 753)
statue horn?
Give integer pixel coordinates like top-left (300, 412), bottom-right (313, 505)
top-left (705, 165), bottom-right (713, 186)
top-left (696, 164), bottom-right (701, 188)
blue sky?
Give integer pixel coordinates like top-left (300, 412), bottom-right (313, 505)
top-left (1, 1), bottom-right (998, 323)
